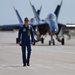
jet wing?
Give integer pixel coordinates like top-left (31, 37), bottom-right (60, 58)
top-left (65, 24), bottom-right (75, 30)
top-left (0, 21), bottom-right (47, 31)
top-left (58, 23), bottom-right (75, 30)
top-left (0, 23), bottom-right (23, 31)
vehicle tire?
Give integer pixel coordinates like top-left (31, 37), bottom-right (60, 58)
top-left (53, 39), bottom-right (55, 45)
top-left (49, 41), bottom-right (51, 46)
top-left (61, 38), bottom-right (65, 45)
top-left (41, 38), bottom-right (44, 44)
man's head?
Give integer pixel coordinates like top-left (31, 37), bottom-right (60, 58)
top-left (24, 17), bottom-right (29, 23)
top-left (24, 17), bottom-right (29, 26)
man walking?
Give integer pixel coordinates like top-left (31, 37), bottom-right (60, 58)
top-left (18, 17), bottom-right (34, 67)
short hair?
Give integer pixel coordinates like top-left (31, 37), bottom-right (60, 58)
top-left (24, 17), bottom-right (29, 21)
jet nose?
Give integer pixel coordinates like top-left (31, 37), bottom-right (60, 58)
top-left (54, 29), bottom-right (58, 33)
top-left (51, 28), bottom-right (58, 33)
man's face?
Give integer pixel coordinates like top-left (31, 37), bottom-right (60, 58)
top-left (24, 18), bottom-right (29, 25)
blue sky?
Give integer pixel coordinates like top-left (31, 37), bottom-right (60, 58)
top-left (0, 0), bottom-right (75, 25)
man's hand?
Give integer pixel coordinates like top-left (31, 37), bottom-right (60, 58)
top-left (32, 42), bottom-right (35, 45)
top-left (18, 42), bottom-right (22, 46)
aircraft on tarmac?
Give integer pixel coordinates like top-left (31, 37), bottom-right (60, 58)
top-left (60, 23), bottom-right (75, 39)
top-left (0, 0), bottom-right (75, 46)
top-left (29, 0), bottom-right (75, 45)
top-left (0, 5), bottom-right (42, 31)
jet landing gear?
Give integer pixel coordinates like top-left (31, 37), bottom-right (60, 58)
top-left (32, 37), bottom-right (44, 45)
top-left (49, 39), bottom-right (55, 45)
top-left (56, 36), bottom-right (65, 45)
top-left (49, 35), bottom-right (55, 46)
top-left (41, 38), bottom-right (44, 44)
top-left (61, 38), bottom-right (65, 45)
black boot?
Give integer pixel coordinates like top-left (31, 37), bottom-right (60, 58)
top-left (26, 59), bottom-right (30, 66)
top-left (27, 63), bottom-right (30, 66)
top-left (23, 64), bottom-right (26, 67)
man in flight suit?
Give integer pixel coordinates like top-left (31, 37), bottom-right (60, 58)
top-left (18, 17), bottom-right (34, 67)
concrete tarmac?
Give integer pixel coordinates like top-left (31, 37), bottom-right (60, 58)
top-left (0, 31), bottom-right (75, 75)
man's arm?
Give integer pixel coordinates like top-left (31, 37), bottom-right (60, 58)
top-left (30, 27), bottom-right (34, 43)
top-left (18, 27), bottom-right (22, 45)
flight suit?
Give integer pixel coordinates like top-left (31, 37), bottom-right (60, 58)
top-left (18, 25), bottom-right (34, 65)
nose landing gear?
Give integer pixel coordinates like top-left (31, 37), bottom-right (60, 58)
top-left (49, 39), bottom-right (55, 45)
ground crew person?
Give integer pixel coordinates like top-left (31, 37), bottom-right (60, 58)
top-left (18, 17), bottom-right (34, 67)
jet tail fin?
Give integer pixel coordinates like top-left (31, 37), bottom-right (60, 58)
top-left (54, 0), bottom-right (63, 19)
top-left (13, 6), bottom-right (23, 23)
top-left (29, 1), bottom-right (40, 22)
top-left (37, 6), bottom-right (42, 17)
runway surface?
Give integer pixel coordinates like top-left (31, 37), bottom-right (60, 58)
top-left (0, 31), bottom-right (75, 75)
